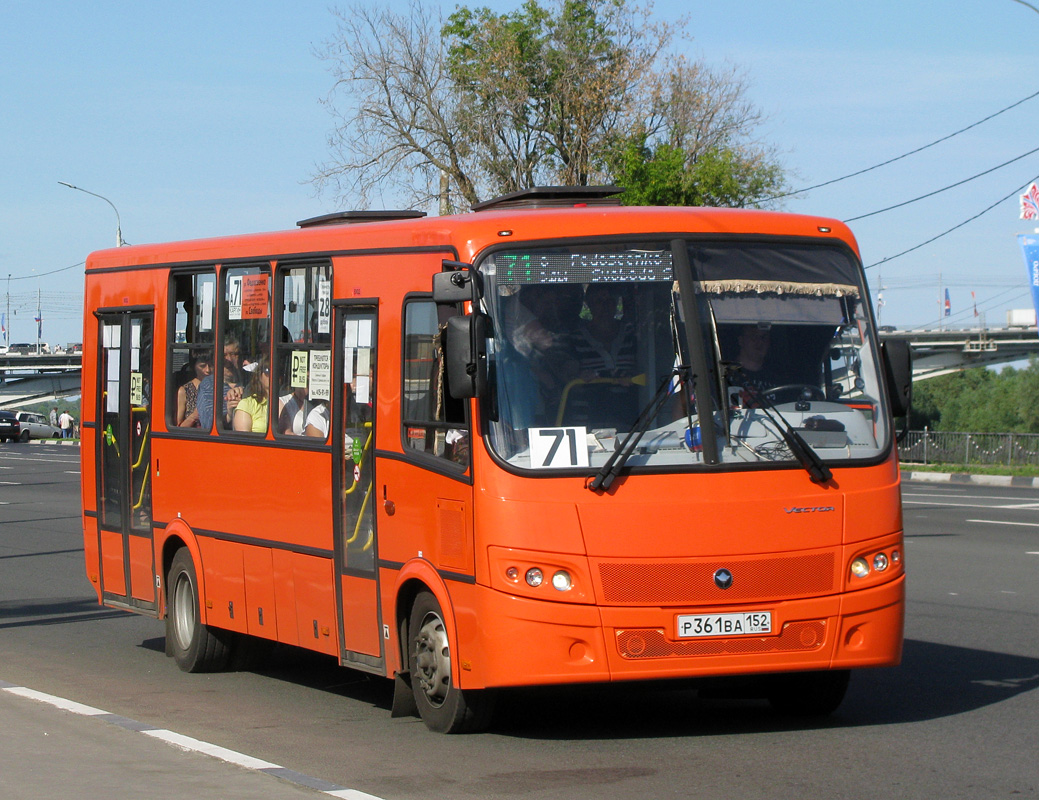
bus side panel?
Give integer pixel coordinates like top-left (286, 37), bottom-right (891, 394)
top-left (128, 535), bottom-right (156, 603)
top-left (340, 574), bottom-right (380, 656)
top-left (289, 552), bottom-right (338, 657)
top-left (272, 550), bottom-right (300, 646)
top-left (83, 515), bottom-right (102, 602)
top-left (99, 530), bottom-right (127, 596)
top-left (243, 544), bottom-right (278, 639)
top-left (196, 537), bottom-right (246, 634)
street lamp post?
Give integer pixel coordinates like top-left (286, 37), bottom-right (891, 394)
top-left (58, 182), bottom-right (126, 247)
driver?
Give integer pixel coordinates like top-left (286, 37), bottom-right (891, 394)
top-left (732, 324), bottom-right (775, 404)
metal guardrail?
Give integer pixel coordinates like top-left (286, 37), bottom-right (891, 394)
top-left (900, 430), bottom-right (1039, 467)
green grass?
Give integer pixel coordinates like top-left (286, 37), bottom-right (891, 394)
top-left (900, 462), bottom-right (1039, 478)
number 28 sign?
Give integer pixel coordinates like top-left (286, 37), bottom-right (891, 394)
top-left (529, 427), bottom-right (589, 468)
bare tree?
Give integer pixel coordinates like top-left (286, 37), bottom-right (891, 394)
top-left (313, 1), bottom-right (480, 211)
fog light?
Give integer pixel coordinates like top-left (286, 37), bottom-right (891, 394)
top-left (873, 553), bottom-right (889, 572)
top-left (506, 566), bottom-right (519, 582)
top-left (551, 570), bottom-right (572, 591)
top-left (525, 567), bottom-right (544, 587)
top-left (850, 558), bottom-right (870, 578)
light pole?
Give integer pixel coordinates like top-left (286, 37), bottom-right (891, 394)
top-left (58, 181), bottom-right (126, 247)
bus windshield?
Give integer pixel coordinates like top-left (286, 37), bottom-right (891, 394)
top-left (481, 239), bottom-right (890, 472)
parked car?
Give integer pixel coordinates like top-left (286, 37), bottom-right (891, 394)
top-left (14, 411), bottom-right (61, 441)
top-left (0, 411), bottom-right (20, 442)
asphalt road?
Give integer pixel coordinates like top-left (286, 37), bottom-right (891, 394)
top-left (1, 444), bottom-right (1036, 799)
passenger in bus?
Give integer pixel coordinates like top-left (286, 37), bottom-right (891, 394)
top-left (571, 283), bottom-right (636, 379)
top-left (176, 351), bottom-right (212, 427)
top-left (304, 401), bottom-right (330, 439)
top-left (233, 357), bottom-right (270, 433)
top-left (197, 359), bottom-right (243, 430)
top-left (279, 384), bottom-right (308, 435)
top-left (504, 284), bottom-right (583, 424)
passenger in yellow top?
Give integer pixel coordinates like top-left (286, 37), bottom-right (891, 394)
top-left (233, 356), bottom-right (270, 433)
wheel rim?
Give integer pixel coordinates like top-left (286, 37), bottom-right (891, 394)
top-left (413, 611), bottom-right (451, 708)
top-left (171, 571), bottom-right (196, 651)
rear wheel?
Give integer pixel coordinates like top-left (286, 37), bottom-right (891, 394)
top-left (165, 548), bottom-right (233, 672)
top-left (766, 669), bottom-right (850, 717)
top-left (19, 430), bottom-right (30, 442)
top-left (408, 591), bottom-right (495, 733)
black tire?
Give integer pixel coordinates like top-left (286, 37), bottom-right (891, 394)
top-left (408, 591), bottom-right (495, 733)
top-left (766, 669), bottom-right (850, 717)
top-left (19, 430), bottom-right (30, 442)
top-left (165, 548), bottom-right (233, 672)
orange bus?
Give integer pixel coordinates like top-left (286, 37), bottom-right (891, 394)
top-left (81, 187), bottom-right (911, 732)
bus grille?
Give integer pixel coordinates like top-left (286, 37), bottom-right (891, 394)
top-left (616, 620), bottom-right (827, 659)
top-left (597, 553), bottom-right (835, 605)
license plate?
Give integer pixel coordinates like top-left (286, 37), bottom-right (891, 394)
top-left (677, 611), bottom-right (772, 638)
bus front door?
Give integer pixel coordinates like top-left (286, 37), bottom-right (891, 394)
top-left (333, 303), bottom-right (383, 671)
top-left (96, 311), bottom-right (156, 612)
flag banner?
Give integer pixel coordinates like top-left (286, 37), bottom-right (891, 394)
top-left (944, 288), bottom-right (951, 317)
top-left (1018, 234), bottom-right (1039, 339)
top-left (1022, 184), bottom-right (1039, 220)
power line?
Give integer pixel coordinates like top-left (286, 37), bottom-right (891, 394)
top-left (843, 144), bottom-right (1039, 223)
top-left (864, 173), bottom-right (1039, 270)
top-left (760, 87), bottom-right (1039, 202)
top-left (6, 261), bottom-right (85, 281)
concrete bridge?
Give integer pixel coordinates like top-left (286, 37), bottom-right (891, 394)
top-left (0, 353), bottom-right (82, 407)
top-left (880, 326), bottom-right (1039, 379)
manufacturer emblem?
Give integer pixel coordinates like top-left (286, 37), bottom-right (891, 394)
top-left (714, 568), bottom-right (733, 590)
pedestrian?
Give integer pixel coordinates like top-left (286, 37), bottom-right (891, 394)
top-left (58, 409), bottom-right (74, 439)
top-left (49, 407), bottom-right (58, 428)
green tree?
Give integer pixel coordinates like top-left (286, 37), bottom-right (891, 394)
top-left (313, 0), bottom-right (787, 210)
top-left (910, 360), bottom-right (1039, 433)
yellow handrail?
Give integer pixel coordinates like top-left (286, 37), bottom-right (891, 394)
top-left (555, 374), bottom-right (647, 425)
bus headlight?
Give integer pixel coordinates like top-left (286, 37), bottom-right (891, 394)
top-left (551, 571), bottom-right (572, 591)
top-left (873, 553), bottom-right (889, 572)
top-left (525, 567), bottom-right (544, 587)
top-left (850, 558), bottom-right (870, 578)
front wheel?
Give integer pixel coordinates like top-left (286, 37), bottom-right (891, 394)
top-left (165, 548), bottom-right (233, 672)
top-left (766, 669), bottom-right (850, 717)
top-left (408, 591), bottom-right (495, 733)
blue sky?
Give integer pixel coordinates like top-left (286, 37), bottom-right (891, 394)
top-left (3, 0), bottom-right (1038, 348)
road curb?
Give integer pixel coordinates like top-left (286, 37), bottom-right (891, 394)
top-left (900, 468), bottom-right (1039, 488)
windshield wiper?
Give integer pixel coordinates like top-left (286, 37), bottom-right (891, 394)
top-left (733, 369), bottom-right (833, 485)
top-left (588, 368), bottom-right (689, 493)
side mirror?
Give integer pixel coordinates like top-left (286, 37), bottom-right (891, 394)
top-left (433, 261), bottom-right (482, 304)
top-left (445, 314), bottom-right (488, 399)
top-left (881, 339), bottom-right (912, 418)
top-left (433, 270), bottom-right (473, 304)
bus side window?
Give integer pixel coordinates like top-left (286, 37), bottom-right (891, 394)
top-left (168, 271), bottom-right (216, 432)
top-left (224, 265), bottom-right (272, 434)
top-left (275, 262), bottom-right (333, 438)
top-left (402, 299), bottom-right (469, 466)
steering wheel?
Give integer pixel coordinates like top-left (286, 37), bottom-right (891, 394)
top-left (763, 383), bottom-right (826, 403)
